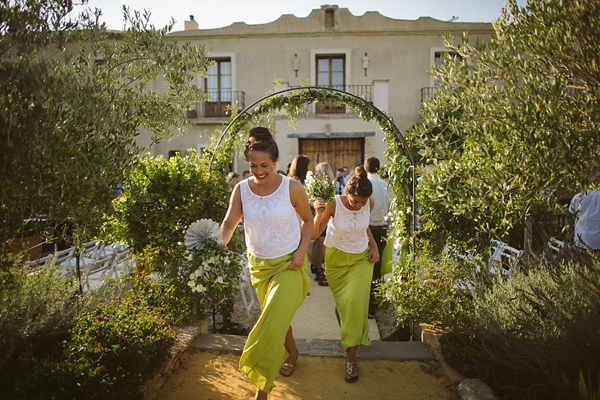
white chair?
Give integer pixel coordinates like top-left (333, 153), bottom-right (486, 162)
top-left (81, 254), bottom-right (117, 293)
top-left (541, 237), bottom-right (565, 260)
top-left (110, 250), bottom-right (134, 279)
top-left (62, 241), bottom-right (102, 276)
top-left (239, 264), bottom-right (259, 320)
top-left (488, 239), bottom-right (522, 276)
top-left (27, 246), bottom-right (76, 269)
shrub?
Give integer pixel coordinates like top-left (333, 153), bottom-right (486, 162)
top-left (442, 250), bottom-right (600, 399)
top-left (20, 298), bottom-right (175, 400)
top-left (105, 151), bottom-right (229, 275)
top-left (0, 262), bottom-right (89, 383)
top-left (132, 276), bottom-right (192, 326)
top-left (377, 243), bottom-right (481, 331)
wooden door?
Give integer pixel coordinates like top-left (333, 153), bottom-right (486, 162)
top-left (299, 138), bottom-right (364, 174)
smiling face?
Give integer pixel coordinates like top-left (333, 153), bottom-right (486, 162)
top-left (346, 194), bottom-right (369, 211)
top-left (247, 150), bottom-right (277, 184)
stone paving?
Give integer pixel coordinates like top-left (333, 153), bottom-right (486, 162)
top-left (147, 268), bottom-right (496, 399)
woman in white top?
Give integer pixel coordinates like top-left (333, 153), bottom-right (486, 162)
top-left (220, 127), bottom-right (313, 400)
top-left (312, 165), bottom-right (379, 383)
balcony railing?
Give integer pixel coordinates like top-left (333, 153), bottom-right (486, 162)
top-left (288, 85), bottom-right (373, 114)
top-left (188, 90), bottom-right (245, 118)
top-left (421, 87), bottom-right (436, 102)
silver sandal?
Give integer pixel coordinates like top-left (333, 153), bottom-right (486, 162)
top-left (345, 361), bottom-right (359, 383)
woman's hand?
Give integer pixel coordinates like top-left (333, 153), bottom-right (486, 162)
top-left (288, 250), bottom-right (305, 270)
top-left (368, 245), bottom-right (380, 264)
top-left (313, 197), bottom-right (326, 213)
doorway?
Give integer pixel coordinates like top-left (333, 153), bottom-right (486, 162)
top-left (298, 138), bottom-right (364, 173)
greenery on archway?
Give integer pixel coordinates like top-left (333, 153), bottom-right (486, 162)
top-left (209, 85), bottom-right (417, 242)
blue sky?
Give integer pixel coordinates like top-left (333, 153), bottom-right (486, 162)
top-left (73, 0), bottom-right (527, 31)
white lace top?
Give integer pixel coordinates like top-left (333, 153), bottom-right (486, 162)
top-left (324, 195), bottom-right (370, 254)
top-left (240, 175), bottom-right (301, 259)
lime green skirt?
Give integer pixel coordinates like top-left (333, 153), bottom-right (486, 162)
top-left (325, 247), bottom-right (374, 350)
top-left (239, 252), bottom-right (311, 393)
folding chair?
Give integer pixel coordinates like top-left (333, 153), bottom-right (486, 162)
top-left (80, 254), bottom-right (116, 293)
top-left (488, 239), bottom-right (522, 277)
top-left (238, 265), bottom-right (259, 320)
top-left (27, 246), bottom-right (76, 269)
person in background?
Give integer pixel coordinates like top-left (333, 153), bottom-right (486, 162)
top-left (335, 168), bottom-right (345, 195)
top-left (242, 170), bottom-right (251, 180)
top-left (342, 166), bottom-right (350, 185)
top-left (569, 169), bottom-right (600, 251)
top-left (288, 155), bottom-right (310, 185)
top-left (220, 127), bottom-right (313, 400)
top-left (312, 162), bottom-right (335, 285)
top-left (364, 156), bottom-right (392, 318)
top-left (312, 166), bottom-right (379, 384)
top-left (226, 172), bottom-right (239, 190)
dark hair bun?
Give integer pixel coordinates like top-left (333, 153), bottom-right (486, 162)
top-left (244, 126), bottom-right (279, 162)
top-left (354, 165), bottom-right (367, 179)
top-left (346, 165), bottom-right (372, 198)
top-left (248, 126), bottom-right (273, 141)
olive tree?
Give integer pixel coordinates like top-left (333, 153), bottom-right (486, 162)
top-left (404, 0), bottom-right (600, 251)
top-left (0, 0), bottom-right (211, 250)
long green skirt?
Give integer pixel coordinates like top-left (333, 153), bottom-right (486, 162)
top-left (325, 247), bottom-right (374, 350)
top-left (239, 252), bottom-right (311, 393)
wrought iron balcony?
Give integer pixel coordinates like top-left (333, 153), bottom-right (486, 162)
top-left (420, 87), bottom-right (436, 102)
top-left (288, 85), bottom-right (373, 114)
top-left (188, 90), bottom-right (246, 119)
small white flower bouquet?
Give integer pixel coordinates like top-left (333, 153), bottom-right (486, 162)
top-left (182, 218), bottom-right (244, 300)
top-left (304, 170), bottom-right (336, 212)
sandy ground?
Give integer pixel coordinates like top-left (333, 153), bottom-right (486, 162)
top-left (155, 349), bottom-right (456, 400)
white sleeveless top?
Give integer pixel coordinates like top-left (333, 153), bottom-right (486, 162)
top-left (240, 175), bottom-right (301, 259)
top-left (324, 195), bottom-right (370, 254)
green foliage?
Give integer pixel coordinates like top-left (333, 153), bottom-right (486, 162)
top-left (133, 276), bottom-right (192, 326)
top-left (401, 0), bottom-right (600, 251)
top-left (0, 261), bottom-right (93, 399)
top-left (16, 297), bottom-right (175, 400)
top-left (0, 263), bottom-right (90, 378)
top-left (0, 0), bottom-right (212, 250)
top-left (441, 251), bottom-right (600, 399)
top-left (63, 299), bottom-right (173, 399)
top-left (377, 243), bottom-right (481, 329)
top-left (218, 85), bottom-right (411, 168)
top-left (105, 151), bottom-right (229, 273)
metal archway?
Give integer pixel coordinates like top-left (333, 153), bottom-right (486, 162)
top-left (209, 86), bottom-right (417, 250)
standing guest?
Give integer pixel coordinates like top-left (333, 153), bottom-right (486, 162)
top-left (312, 162), bottom-right (335, 284)
top-left (342, 166), bottom-right (350, 185)
top-left (364, 156), bottom-right (392, 318)
top-left (242, 170), bottom-right (251, 180)
top-left (288, 155), bottom-right (310, 185)
top-left (220, 127), bottom-right (313, 400)
top-left (335, 168), bottom-right (345, 195)
top-left (569, 170), bottom-right (600, 250)
top-left (226, 171), bottom-right (239, 190)
top-left (312, 166), bottom-right (379, 384)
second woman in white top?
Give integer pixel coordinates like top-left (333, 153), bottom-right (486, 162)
top-left (312, 165), bottom-right (379, 384)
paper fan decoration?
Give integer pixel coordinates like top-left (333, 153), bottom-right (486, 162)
top-left (185, 218), bottom-right (221, 250)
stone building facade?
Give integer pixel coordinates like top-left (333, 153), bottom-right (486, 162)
top-left (142, 5), bottom-right (493, 173)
